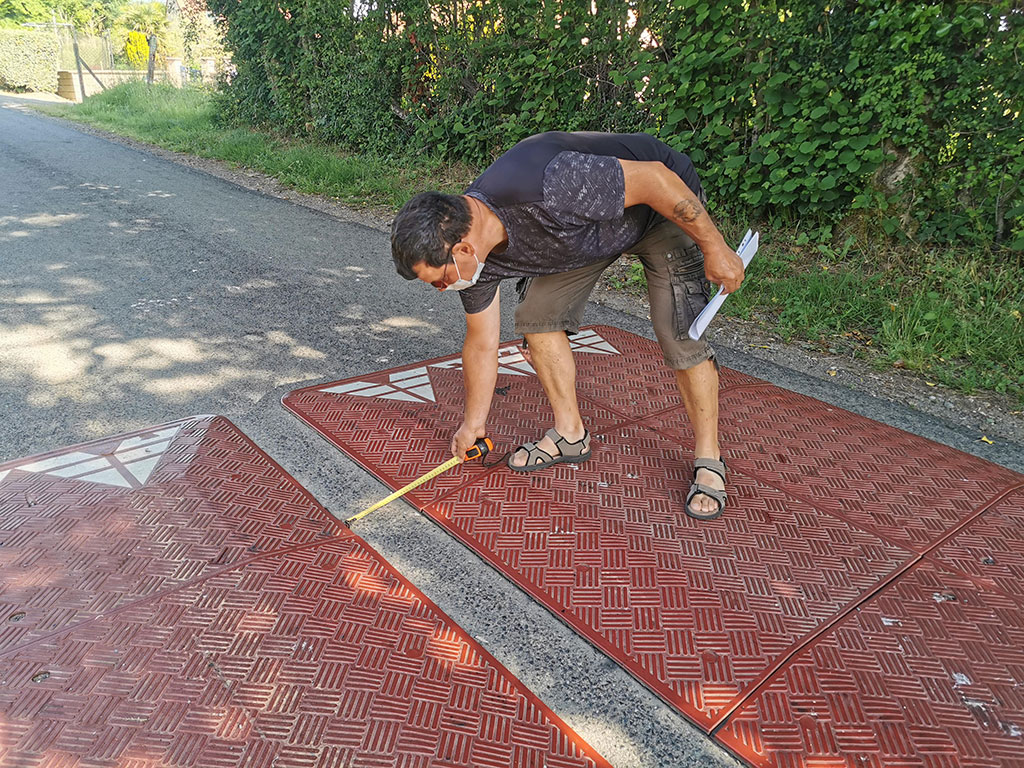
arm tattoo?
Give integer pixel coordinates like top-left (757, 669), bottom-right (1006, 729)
top-left (672, 199), bottom-right (703, 225)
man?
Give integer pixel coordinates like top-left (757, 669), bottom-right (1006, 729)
top-left (391, 132), bottom-right (744, 520)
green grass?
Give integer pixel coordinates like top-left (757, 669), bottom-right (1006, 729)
top-left (725, 236), bottom-right (1024, 399)
top-left (46, 82), bottom-right (471, 208)
top-left (45, 82), bottom-right (1024, 402)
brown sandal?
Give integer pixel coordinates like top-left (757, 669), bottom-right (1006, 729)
top-left (686, 458), bottom-right (727, 520)
top-left (508, 428), bottom-right (591, 473)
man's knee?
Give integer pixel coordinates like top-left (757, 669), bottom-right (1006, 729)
top-left (663, 343), bottom-right (716, 372)
top-left (673, 355), bottom-right (720, 379)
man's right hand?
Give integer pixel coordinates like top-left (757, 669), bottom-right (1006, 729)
top-left (703, 241), bottom-right (745, 294)
top-left (451, 421), bottom-right (487, 460)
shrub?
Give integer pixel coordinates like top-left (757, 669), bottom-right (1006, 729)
top-left (206, 0), bottom-right (1023, 249)
top-left (0, 29), bottom-right (58, 92)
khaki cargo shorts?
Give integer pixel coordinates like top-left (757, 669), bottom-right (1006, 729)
top-left (514, 216), bottom-right (715, 370)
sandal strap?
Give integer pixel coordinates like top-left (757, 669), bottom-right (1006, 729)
top-left (545, 428), bottom-right (591, 458)
top-left (516, 441), bottom-right (557, 466)
top-left (693, 457), bottom-right (726, 483)
top-left (686, 483), bottom-right (727, 509)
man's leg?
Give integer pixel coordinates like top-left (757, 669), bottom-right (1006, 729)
top-left (511, 258), bottom-right (617, 467)
top-left (632, 217), bottom-right (726, 517)
top-left (509, 331), bottom-right (586, 467)
top-left (674, 359), bottom-right (724, 516)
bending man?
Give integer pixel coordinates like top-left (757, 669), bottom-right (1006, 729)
top-left (390, 131), bottom-right (744, 520)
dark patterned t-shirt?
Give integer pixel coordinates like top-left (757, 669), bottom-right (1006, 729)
top-left (459, 131), bottom-right (703, 314)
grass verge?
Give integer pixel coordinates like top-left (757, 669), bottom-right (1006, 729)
top-left (44, 81), bottom-right (473, 207)
top-left (46, 82), bottom-right (1024, 402)
top-left (723, 235), bottom-right (1022, 399)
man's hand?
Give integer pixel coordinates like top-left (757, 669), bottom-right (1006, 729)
top-left (451, 421), bottom-right (487, 460)
top-left (702, 241), bottom-right (745, 294)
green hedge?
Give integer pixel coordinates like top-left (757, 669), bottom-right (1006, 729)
top-left (0, 29), bottom-right (58, 93)
top-left (208, 1), bottom-right (1023, 250)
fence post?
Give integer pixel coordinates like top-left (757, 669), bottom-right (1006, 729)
top-left (71, 26), bottom-right (86, 102)
top-left (146, 34), bottom-right (157, 84)
top-left (51, 10), bottom-right (61, 63)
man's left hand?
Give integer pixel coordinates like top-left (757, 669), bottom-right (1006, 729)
top-left (703, 242), bottom-right (745, 294)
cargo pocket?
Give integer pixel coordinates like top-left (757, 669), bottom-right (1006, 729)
top-left (515, 277), bottom-right (533, 303)
top-left (667, 245), bottom-right (710, 340)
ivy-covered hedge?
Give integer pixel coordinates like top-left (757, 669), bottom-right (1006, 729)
top-left (209, 1), bottom-right (1023, 249)
top-left (0, 30), bottom-right (58, 93)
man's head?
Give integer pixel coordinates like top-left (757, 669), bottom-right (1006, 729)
top-left (391, 192), bottom-right (472, 287)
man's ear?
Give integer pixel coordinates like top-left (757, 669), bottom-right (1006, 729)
top-left (450, 240), bottom-right (474, 260)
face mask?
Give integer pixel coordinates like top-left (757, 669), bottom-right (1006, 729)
top-left (444, 252), bottom-right (485, 291)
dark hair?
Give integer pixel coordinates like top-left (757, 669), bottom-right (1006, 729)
top-left (391, 192), bottom-right (472, 280)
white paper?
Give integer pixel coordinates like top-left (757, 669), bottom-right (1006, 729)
top-left (687, 229), bottom-right (759, 341)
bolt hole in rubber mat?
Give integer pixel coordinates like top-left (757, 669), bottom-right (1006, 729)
top-left (283, 326), bottom-right (1024, 766)
top-left (0, 416), bottom-right (611, 768)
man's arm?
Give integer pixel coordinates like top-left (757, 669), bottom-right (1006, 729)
top-left (451, 288), bottom-right (501, 458)
top-left (619, 159), bottom-right (745, 293)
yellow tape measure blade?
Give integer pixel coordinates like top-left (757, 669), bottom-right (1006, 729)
top-left (345, 455), bottom-right (462, 524)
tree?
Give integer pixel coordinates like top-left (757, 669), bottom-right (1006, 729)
top-left (0, 0), bottom-right (132, 32)
top-left (0, 0), bottom-right (50, 27)
top-left (119, 0), bottom-right (165, 37)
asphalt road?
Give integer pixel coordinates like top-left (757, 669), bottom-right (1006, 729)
top-left (2, 94), bottom-right (1021, 768)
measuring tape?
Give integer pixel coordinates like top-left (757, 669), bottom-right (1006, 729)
top-left (345, 437), bottom-right (493, 524)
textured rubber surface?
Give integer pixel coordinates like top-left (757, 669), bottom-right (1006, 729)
top-left (926, 487), bottom-right (1024, 604)
top-left (284, 325), bottom-right (1024, 766)
top-left (427, 421), bottom-right (915, 729)
top-left (0, 416), bottom-right (611, 768)
top-left (716, 561), bottom-right (1024, 767)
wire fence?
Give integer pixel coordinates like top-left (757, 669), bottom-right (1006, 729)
top-left (54, 27), bottom-right (114, 71)
top-left (8, 22), bottom-right (227, 101)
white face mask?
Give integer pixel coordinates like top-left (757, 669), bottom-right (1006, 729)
top-left (443, 252), bottom-right (485, 291)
